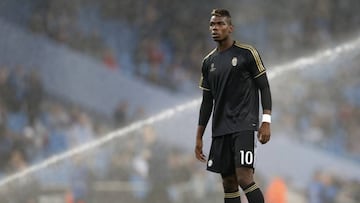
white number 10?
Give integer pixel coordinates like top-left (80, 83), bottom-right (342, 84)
top-left (239, 150), bottom-right (253, 165)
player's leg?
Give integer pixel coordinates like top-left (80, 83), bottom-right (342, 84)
top-left (207, 135), bottom-right (241, 203)
top-left (233, 131), bottom-right (264, 203)
top-left (236, 167), bottom-right (264, 203)
top-left (221, 173), bottom-right (241, 203)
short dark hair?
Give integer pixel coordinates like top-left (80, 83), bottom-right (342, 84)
top-left (211, 8), bottom-right (232, 24)
top-left (211, 8), bottom-right (231, 18)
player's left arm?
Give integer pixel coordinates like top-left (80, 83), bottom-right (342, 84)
top-left (246, 46), bottom-right (272, 144)
top-left (254, 73), bottom-right (272, 144)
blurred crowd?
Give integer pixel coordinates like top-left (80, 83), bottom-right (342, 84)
top-left (0, 66), bottom-right (44, 174)
top-left (0, 65), bottom-right (149, 178)
top-left (27, 0), bottom-right (215, 92)
top-left (272, 53), bottom-right (360, 160)
top-left (0, 65), bottom-right (223, 203)
top-left (306, 169), bottom-right (360, 203)
top-left (25, 0), bottom-right (360, 91)
top-left (270, 51), bottom-right (360, 202)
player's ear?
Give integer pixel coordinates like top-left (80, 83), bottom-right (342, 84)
top-left (228, 24), bottom-right (233, 33)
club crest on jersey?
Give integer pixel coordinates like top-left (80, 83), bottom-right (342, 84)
top-left (232, 57), bottom-right (238, 66)
top-left (210, 63), bottom-right (216, 72)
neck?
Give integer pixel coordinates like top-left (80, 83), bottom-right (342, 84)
top-left (217, 38), bottom-right (234, 52)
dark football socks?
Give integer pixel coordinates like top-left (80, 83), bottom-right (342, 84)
top-left (242, 182), bottom-right (264, 203)
top-left (224, 190), bottom-right (241, 203)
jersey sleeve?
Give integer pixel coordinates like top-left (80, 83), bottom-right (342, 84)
top-left (246, 46), bottom-right (266, 79)
top-left (199, 59), bottom-right (211, 91)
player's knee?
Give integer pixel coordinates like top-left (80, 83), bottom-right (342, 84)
top-left (236, 168), bottom-right (254, 188)
top-left (221, 175), bottom-right (238, 192)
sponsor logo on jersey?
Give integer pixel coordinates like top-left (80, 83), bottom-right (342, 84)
top-left (210, 63), bottom-right (216, 72)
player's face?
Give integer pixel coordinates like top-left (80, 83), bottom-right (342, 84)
top-left (209, 16), bottom-right (233, 42)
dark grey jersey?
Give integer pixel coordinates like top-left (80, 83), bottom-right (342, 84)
top-left (199, 41), bottom-right (266, 137)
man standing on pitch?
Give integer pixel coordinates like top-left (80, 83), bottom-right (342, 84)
top-left (195, 8), bottom-right (272, 203)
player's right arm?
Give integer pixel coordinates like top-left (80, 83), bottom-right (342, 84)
top-left (195, 90), bottom-right (213, 162)
top-left (195, 59), bottom-right (213, 162)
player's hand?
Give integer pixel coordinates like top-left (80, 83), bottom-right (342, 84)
top-left (258, 122), bottom-right (271, 144)
top-left (195, 138), bottom-right (206, 162)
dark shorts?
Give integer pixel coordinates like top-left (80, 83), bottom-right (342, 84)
top-left (206, 131), bottom-right (257, 176)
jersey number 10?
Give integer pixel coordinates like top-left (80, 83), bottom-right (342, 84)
top-left (239, 150), bottom-right (254, 165)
